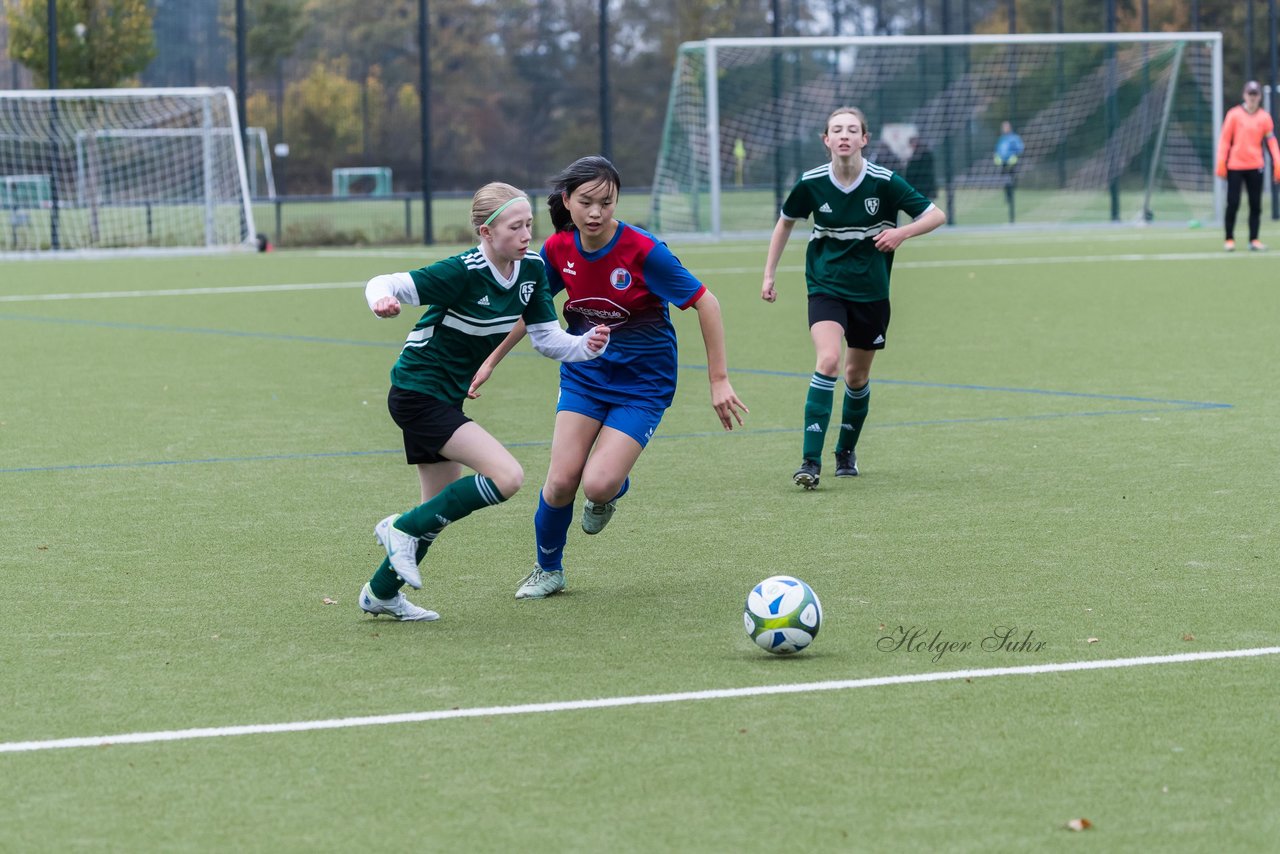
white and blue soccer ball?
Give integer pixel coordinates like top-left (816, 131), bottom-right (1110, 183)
top-left (744, 575), bottom-right (822, 654)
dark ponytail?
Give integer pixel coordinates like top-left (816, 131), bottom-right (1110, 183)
top-left (546, 155), bottom-right (622, 232)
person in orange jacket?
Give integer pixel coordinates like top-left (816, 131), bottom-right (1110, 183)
top-left (1216, 80), bottom-right (1280, 251)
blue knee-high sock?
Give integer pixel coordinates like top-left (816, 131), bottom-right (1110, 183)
top-left (534, 491), bottom-right (574, 571)
top-left (611, 476), bottom-right (630, 502)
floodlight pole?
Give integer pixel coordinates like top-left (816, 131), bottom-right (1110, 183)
top-left (771, 0), bottom-right (783, 215)
top-left (419, 0), bottom-right (434, 245)
top-left (236, 0), bottom-right (247, 161)
top-left (599, 0), bottom-right (612, 161)
top-left (47, 0), bottom-right (61, 249)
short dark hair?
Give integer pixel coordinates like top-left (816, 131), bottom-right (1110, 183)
top-left (546, 156), bottom-right (621, 232)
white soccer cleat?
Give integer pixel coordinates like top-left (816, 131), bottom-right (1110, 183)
top-left (359, 583), bottom-right (439, 622)
top-left (375, 514), bottom-right (422, 589)
top-left (581, 499), bottom-right (617, 535)
top-left (515, 568), bottom-right (565, 600)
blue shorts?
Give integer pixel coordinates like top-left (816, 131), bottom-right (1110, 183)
top-left (556, 387), bottom-right (666, 448)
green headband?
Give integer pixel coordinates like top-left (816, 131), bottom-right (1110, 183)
top-left (483, 196), bottom-right (526, 226)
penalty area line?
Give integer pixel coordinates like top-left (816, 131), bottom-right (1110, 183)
top-left (2, 646), bottom-right (1276, 755)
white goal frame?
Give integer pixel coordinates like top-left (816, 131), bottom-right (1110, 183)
top-left (0, 86), bottom-right (257, 256)
top-left (656, 32), bottom-right (1223, 237)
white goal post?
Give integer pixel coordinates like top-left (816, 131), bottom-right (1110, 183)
top-left (650, 33), bottom-right (1223, 237)
top-left (0, 87), bottom-right (257, 255)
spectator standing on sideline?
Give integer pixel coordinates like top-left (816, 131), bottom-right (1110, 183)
top-left (1217, 80), bottom-right (1280, 251)
top-left (993, 120), bottom-right (1024, 222)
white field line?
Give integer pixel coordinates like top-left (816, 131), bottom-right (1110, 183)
top-left (0, 249), bottom-right (1248, 304)
top-left (2, 646), bottom-right (1275, 755)
top-left (0, 281), bottom-right (359, 303)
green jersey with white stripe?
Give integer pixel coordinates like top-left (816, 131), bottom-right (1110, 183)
top-left (781, 160), bottom-right (931, 302)
top-left (390, 247), bottom-right (558, 405)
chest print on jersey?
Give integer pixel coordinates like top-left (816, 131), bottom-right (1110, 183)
top-left (609, 267), bottom-right (633, 290)
top-left (864, 198), bottom-right (880, 215)
top-left (519, 281), bottom-right (535, 304)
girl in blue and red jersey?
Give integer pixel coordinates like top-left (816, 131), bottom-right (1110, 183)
top-left (471, 155), bottom-right (748, 599)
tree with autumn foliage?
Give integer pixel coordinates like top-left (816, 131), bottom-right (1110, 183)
top-left (7, 0), bottom-right (155, 88)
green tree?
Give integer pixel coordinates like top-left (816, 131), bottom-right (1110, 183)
top-left (6, 0), bottom-right (155, 88)
top-left (281, 60), bottom-right (363, 191)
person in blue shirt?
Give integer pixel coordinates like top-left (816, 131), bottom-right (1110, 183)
top-left (993, 120), bottom-right (1024, 221)
top-left (993, 120), bottom-right (1024, 169)
top-left (471, 155), bottom-right (748, 600)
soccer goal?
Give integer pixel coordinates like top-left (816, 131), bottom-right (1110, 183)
top-left (650, 33), bottom-right (1223, 237)
top-left (0, 87), bottom-right (256, 254)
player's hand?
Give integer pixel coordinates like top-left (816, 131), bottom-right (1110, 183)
top-left (761, 279), bottom-right (777, 302)
top-left (585, 324), bottom-right (611, 353)
top-left (1216, 164), bottom-right (1228, 179)
top-left (372, 296), bottom-right (401, 318)
top-left (467, 363), bottom-right (494, 399)
top-left (710, 378), bottom-right (748, 431)
top-left (873, 227), bottom-right (905, 253)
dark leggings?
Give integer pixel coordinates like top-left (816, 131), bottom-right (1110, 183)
top-left (1225, 169), bottom-right (1264, 241)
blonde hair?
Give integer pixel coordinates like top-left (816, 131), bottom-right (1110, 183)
top-left (825, 106), bottom-right (870, 137)
top-left (471, 182), bottom-right (529, 235)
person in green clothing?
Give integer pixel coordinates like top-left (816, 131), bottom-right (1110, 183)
top-left (761, 106), bottom-right (946, 489)
top-left (359, 182), bottom-right (610, 620)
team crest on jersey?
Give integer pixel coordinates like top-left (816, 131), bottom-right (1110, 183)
top-left (609, 267), bottom-right (633, 290)
top-left (519, 280), bottom-right (535, 304)
top-left (865, 198), bottom-right (880, 215)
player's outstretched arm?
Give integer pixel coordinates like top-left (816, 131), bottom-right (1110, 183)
top-left (692, 290), bottom-right (748, 430)
top-left (365, 272), bottom-right (419, 318)
top-left (527, 321), bottom-right (609, 363)
top-left (761, 217), bottom-right (798, 303)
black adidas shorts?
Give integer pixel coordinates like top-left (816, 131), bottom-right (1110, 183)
top-left (387, 385), bottom-right (471, 465)
top-left (807, 294), bottom-right (891, 350)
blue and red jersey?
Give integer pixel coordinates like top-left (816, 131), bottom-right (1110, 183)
top-left (541, 221), bottom-right (705, 408)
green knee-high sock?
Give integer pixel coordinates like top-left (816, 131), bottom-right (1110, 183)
top-left (802, 372), bottom-right (837, 461)
top-left (369, 535), bottom-right (434, 599)
top-left (395, 474), bottom-right (507, 538)
top-left (835, 382), bottom-right (870, 454)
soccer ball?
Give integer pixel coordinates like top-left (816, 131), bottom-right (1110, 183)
top-left (744, 575), bottom-right (822, 654)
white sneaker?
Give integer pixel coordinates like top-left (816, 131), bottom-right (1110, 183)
top-left (375, 514), bottom-right (422, 589)
top-left (359, 583), bottom-right (439, 622)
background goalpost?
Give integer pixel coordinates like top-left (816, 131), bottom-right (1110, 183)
top-left (650, 33), bottom-right (1223, 238)
top-left (0, 87), bottom-right (256, 255)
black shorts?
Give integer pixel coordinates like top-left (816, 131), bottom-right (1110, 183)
top-left (807, 294), bottom-right (891, 350)
top-left (387, 385), bottom-right (471, 465)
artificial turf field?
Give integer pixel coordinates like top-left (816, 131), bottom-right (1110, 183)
top-left (1, 226), bottom-right (1277, 851)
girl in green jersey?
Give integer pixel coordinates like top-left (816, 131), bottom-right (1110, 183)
top-left (359, 183), bottom-right (610, 620)
top-left (762, 107), bottom-right (946, 489)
